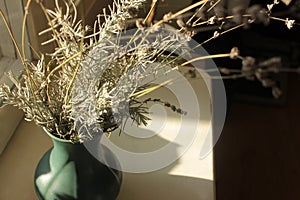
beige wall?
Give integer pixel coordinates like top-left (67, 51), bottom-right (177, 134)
top-left (24, 0), bottom-right (55, 58)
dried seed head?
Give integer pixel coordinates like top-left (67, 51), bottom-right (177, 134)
top-left (213, 31), bottom-right (220, 39)
top-left (247, 5), bottom-right (269, 25)
top-left (207, 16), bottom-right (217, 25)
top-left (186, 69), bottom-right (196, 78)
top-left (247, 5), bottom-right (262, 16)
top-left (176, 108), bottom-right (182, 113)
top-left (163, 12), bottom-right (173, 22)
top-left (230, 47), bottom-right (240, 59)
top-left (259, 57), bottom-right (282, 73)
top-left (164, 103), bottom-right (171, 107)
top-left (232, 6), bottom-right (245, 24)
top-left (285, 18), bottom-right (295, 29)
top-left (135, 19), bottom-right (145, 28)
top-left (117, 21), bottom-right (126, 30)
top-left (242, 56), bottom-right (256, 70)
top-left (267, 4), bottom-right (274, 11)
top-left (255, 69), bottom-right (268, 80)
top-left (171, 105), bottom-right (176, 111)
top-left (176, 18), bottom-right (186, 28)
top-left (274, 0), bottom-right (280, 4)
top-left (184, 30), bottom-right (195, 40)
top-left (220, 68), bottom-right (231, 74)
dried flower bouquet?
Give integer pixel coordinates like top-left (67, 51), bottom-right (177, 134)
top-left (0, 0), bottom-right (298, 142)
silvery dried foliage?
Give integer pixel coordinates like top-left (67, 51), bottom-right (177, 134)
top-left (71, 26), bottom-right (191, 140)
top-left (0, 0), bottom-right (191, 142)
top-left (0, 0), bottom-right (151, 141)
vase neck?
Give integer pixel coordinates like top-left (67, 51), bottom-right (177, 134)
top-left (51, 138), bottom-right (87, 160)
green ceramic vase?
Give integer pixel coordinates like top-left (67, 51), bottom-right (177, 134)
top-left (34, 129), bottom-right (122, 200)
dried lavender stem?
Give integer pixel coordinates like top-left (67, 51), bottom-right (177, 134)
top-left (143, 0), bottom-right (158, 25)
top-left (187, 0), bottom-right (209, 25)
top-left (206, 0), bottom-right (222, 13)
top-left (153, 0), bottom-right (207, 27)
top-left (0, 10), bottom-right (24, 64)
top-left (22, 0), bottom-right (32, 61)
top-left (181, 53), bottom-right (231, 66)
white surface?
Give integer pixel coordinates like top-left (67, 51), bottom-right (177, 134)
top-left (115, 117), bottom-right (215, 200)
top-left (111, 75), bottom-right (215, 199)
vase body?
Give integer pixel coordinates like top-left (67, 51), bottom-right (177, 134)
top-left (34, 131), bottom-right (122, 200)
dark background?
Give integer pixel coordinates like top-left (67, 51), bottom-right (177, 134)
top-left (195, 1), bottom-right (300, 199)
top-left (215, 73), bottom-right (300, 200)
